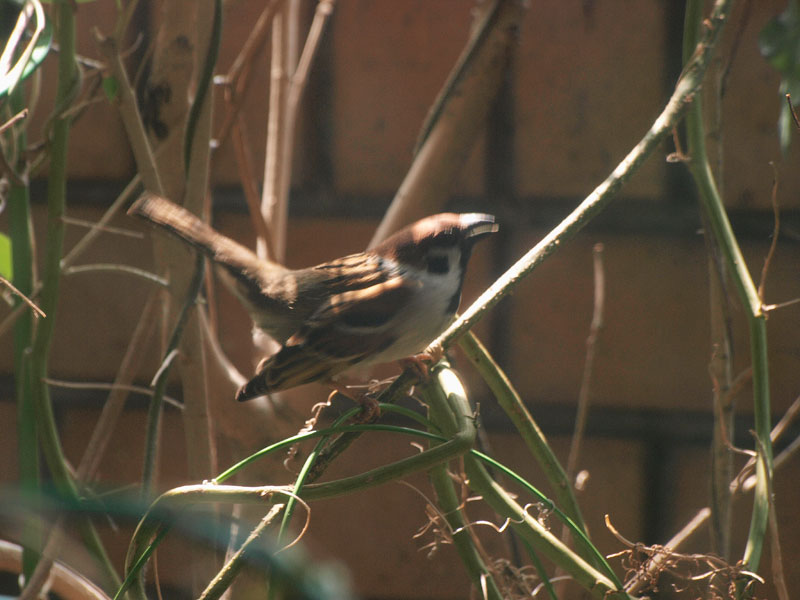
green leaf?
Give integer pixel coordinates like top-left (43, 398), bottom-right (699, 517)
top-left (102, 75), bottom-right (119, 101)
top-left (759, 1), bottom-right (800, 78)
top-left (759, 0), bottom-right (800, 154)
top-left (0, 233), bottom-right (12, 280)
top-left (0, 5), bottom-right (52, 99)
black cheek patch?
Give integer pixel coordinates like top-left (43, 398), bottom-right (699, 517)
top-left (427, 255), bottom-right (450, 274)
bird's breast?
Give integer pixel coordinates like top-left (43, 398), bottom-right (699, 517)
top-left (367, 259), bottom-right (465, 364)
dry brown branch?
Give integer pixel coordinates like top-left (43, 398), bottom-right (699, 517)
top-left (42, 375), bottom-right (181, 410)
top-left (60, 175), bottom-right (142, 269)
top-left (260, 3), bottom-right (293, 263)
top-left (566, 243), bottom-right (605, 480)
top-left (94, 30), bottom-right (164, 195)
top-left (762, 296), bottom-right (800, 312)
top-left (0, 108), bottom-right (28, 134)
top-left (232, 114), bottom-right (274, 254)
top-left (0, 274), bottom-right (45, 318)
top-left (739, 394), bottom-right (800, 492)
top-left (606, 515), bottom-right (762, 598)
top-left (623, 395), bottom-right (800, 595)
top-left (370, 0), bottom-right (527, 246)
top-left (215, 0), bottom-right (281, 145)
top-left (78, 292), bottom-right (160, 480)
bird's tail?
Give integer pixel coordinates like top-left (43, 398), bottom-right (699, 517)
top-left (128, 192), bottom-right (283, 274)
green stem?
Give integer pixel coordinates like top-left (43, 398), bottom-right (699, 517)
top-left (423, 366), bottom-right (625, 598)
top-left (462, 454), bottom-right (629, 599)
top-left (459, 332), bottom-right (596, 566)
top-left (682, 0), bottom-right (773, 582)
top-left (684, 0), bottom-right (736, 562)
top-left (27, 3), bottom-right (120, 590)
top-left (9, 84), bottom-right (39, 582)
top-left (428, 0), bottom-right (737, 355)
top-left (124, 417), bottom-right (474, 588)
top-left (141, 254), bottom-right (205, 497)
top-left (29, 0), bottom-right (76, 502)
top-left (199, 505), bottom-right (285, 600)
top-left (123, 413), bottom-right (619, 596)
top-left (183, 0), bottom-right (222, 174)
top-left (422, 366), bottom-right (503, 600)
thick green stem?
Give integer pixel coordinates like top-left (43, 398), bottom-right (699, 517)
top-left (683, 0), bottom-right (735, 561)
top-left (463, 454), bottom-right (629, 599)
top-left (422, 366), bottom-right (503, 600)
top-left (26, 3), bottom-right (120, 590)
top-left (459, 333), bottom-right (595, 564)
top-left (421, 368), bottom-right (624, 598)
top-left (682, 0), bottom-right (773, 582)
top-left (9, 84), bottom-right (39, 582)
top-left (29, 0), bottom-right (76, 502)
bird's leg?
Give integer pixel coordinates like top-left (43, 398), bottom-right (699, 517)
top-left (329, 381), bottom-right (381, 422)
top-left (400, 341), bottom-right (445, 381)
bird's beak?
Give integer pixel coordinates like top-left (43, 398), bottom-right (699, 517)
top-left (461, 213), bottom-right (499, 240)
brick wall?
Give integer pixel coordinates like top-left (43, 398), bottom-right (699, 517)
top-left (1, 2), bottom-right (798, 598)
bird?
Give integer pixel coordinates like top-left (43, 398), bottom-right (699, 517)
top-left (128, 193), bottom-right (498, 402)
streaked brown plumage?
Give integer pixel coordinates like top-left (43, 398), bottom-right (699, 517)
top-left (129, 193), bottom-right (497, 401)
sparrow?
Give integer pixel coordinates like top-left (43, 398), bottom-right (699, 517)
top-left (128, 193), bottom-right (497, 402)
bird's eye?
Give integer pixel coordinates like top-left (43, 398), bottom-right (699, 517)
top-left (427, 254), bottom-right (450, 274)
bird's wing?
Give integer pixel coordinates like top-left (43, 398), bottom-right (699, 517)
top-left (236, 275), bottom-right (416, 400)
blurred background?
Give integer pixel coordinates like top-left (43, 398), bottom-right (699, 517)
top-left (1, 1), bottom-right (799, 598)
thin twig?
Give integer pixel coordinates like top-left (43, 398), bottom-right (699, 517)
top-left (370, 0), bottom-right (525, 247)
top-left (0, 274), bottom-right (45, 318)
top-left (60, 175), bottom-right (143, 269)
top-left (60, 215), bottom-right (143, 239)
top-left (768, 432), bottom-right (800, 476)
top-left (286, 0), bottom-right (335, 119)
top-left (757, 163), bottom-right (780, 301)
top-left (738, 394), bottom-right (800, 491)
top-left (0, 108), bottom-right (29, 134)
top-left (262, 0), bottom-right (334, 261)
top-left (232, 114), bottom-right (273, 254)
top-left (624, 394), bottom-right (800, 594)
top-left (215, 0), bottom-right (281, 146)
top-left (767, 394), bottom-right (800, 445)
top-left (762, 297), bottom-right (800, 312)
top-left (43, 376), bottom-right (182, 410)
top-left (62, 263), bottom-right (168, 287)
top-left (786, 93), bottom-right (800, 131)
top-left (94, 28), bottom-right (164, 195)
top-left (260, 5), bottom-right (292, 262)
top-left (76, 290), bottom-right (159, 484)
top-left (565, 243), bottom-right (605, 480)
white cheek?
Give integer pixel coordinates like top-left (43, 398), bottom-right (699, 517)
top-left (371, 248), bottom-right (463, 362)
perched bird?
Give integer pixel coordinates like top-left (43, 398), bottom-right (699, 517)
top-left (129, 194), bottom-right (497, 402)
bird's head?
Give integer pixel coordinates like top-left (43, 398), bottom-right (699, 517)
top-left (373, 213), bottom-right (498, 275)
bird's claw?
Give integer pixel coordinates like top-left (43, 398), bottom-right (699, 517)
top-left (400, 342), bottom-right (445, 381)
